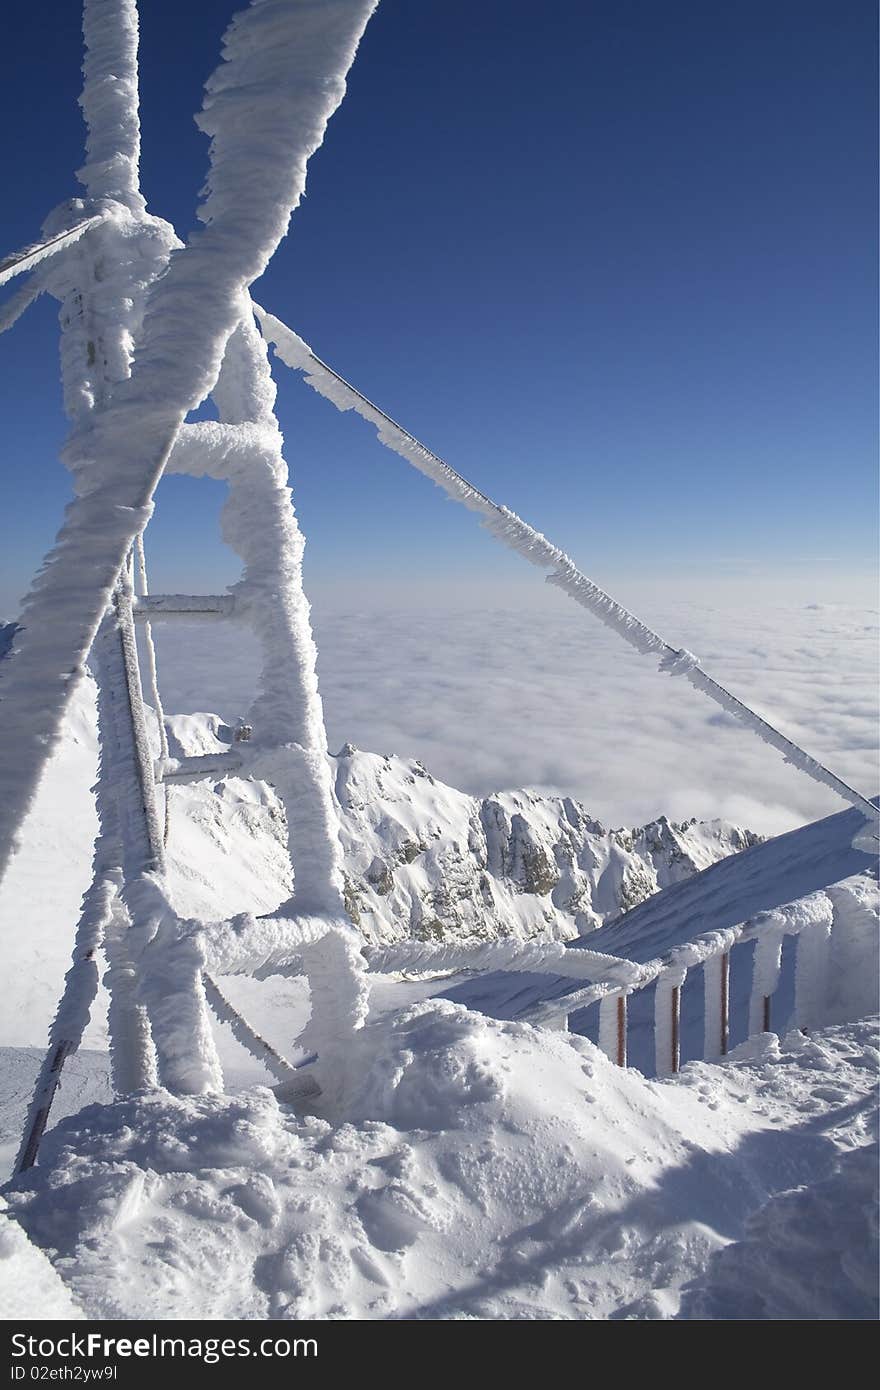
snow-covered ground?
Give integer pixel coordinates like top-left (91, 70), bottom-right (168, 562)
top-left (2, 1012), bottom-right (876, 1320)
top-left (0, 657), bottom-right (876, 1320)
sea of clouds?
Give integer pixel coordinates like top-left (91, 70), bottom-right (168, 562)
top-left (147, 581), bottom-right (878, 838)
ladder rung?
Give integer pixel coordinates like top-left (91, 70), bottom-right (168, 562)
top-left (133, 594), bottom-right (236, 619)
top-left (159, 751), bottom-right (244, 784)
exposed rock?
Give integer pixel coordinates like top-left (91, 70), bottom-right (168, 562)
top-left (331, 747), bottom-right (762, 945)
top-left (164, 717), bottom-right (761, 948)
top-left (365, 857), bottom-right (394, 896)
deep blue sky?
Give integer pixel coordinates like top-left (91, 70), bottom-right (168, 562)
top-left (0, 0), bottom-right (876, 616)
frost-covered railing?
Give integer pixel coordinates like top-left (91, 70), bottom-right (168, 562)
top-left (542, 894), bottom-right (835, 1075)
top-left (356, 889), bottom-right (841, 1077)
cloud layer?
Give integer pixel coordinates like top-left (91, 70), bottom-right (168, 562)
top-left (148, 593), bottom-right (878, 837)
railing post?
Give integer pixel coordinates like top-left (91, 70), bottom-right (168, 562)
top-left (670, 986), bottom-right (680, 1073)
top-left (749, 932), bottom-right (784, 1038)
top-left (794, 913), bottom-right (833, 1032)
top-left (599, 990), bottom-right (628, 1066)
top-left (703, 951), bottom-right (730, 1061)
top-left (655, 967), bottom-right (686, 1077)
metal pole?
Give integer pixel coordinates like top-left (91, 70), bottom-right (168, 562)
top-left (670, 985), bottom-right (680, 1074)
top-left (15, 1042), bottom-right (72, 1173)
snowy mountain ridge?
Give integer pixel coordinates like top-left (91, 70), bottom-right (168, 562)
top-left (163, 707), bottom-right (760, 945)
top-left (0, 665), bottom-right (757, 1052)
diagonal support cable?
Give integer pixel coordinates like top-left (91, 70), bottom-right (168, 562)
top-left (201, 972), bottom-right (316, 1095)
top-left (0, 216), bottom-right (107, 290)
top-left (255, 306), bottom-right (878, 835)
top-left (0, 279), bottom-right (43, 336)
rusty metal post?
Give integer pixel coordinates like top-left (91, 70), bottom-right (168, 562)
top-left (617, 993), bottom-right (627, 1067)
top-left (670, 985), bottom-right (680, 1074)
top-left (16, 1041), bottom-right (72, 1173)
top-left (763, 994), bottom-right (771, 1033)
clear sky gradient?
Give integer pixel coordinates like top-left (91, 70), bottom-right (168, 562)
top-left (0, 0), bottom-right (876, 616)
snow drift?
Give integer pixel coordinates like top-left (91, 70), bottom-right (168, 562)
top-left (4, 1011), bottom-right (876, 1320)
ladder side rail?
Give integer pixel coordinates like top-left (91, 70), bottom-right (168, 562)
top-left (12, 0), bottom-right (173, 1167)
top-left (0, 0), bottom-right (380, 885)
top-left (14, 606), bottom-right (156, 1172)
top-left (204, 308), bottom-right (370, 1108)
top-left (209, 312), bottom-right (351, 920)
top-left (129, 534), bottom-right (315, 1096)
top-left (110, 583), bottom-right (225, 1096)
top-left (132, 535), bottom-right (170, 844)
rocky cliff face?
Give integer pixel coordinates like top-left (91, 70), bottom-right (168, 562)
top-left (163, 715), bottom-right (760, 943)
top-left (330, 743), bottom-right (760, 943)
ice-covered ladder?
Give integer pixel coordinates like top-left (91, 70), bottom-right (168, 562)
top-left (5, 0), bottom-right (377, 1170)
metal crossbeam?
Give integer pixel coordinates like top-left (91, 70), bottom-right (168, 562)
top-left (133, 594), bottom-right (236, 619)
top-left (159, 751), bottom-right (245, 784)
